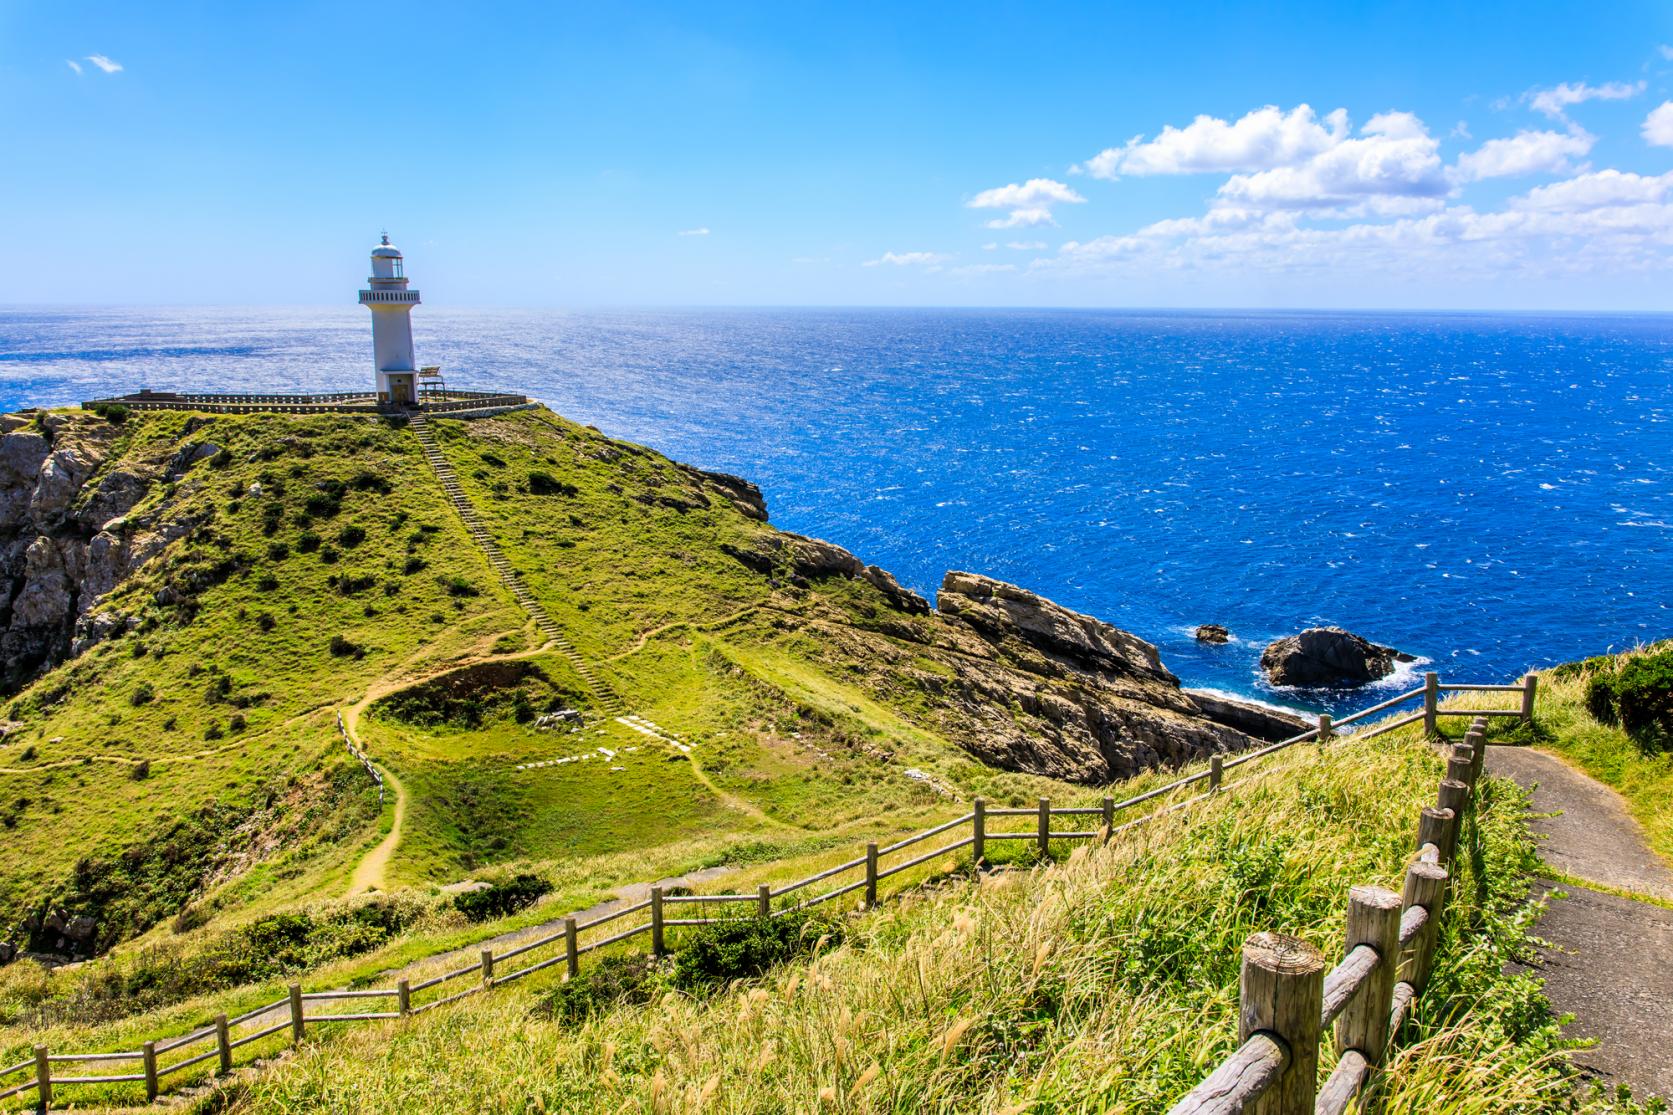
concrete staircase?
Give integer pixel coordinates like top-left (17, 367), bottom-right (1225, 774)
top-left (408, 412), bottom-right (625, 717)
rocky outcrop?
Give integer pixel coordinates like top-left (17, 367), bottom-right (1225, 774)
top-left (938, 572), bottom-right (1176, 686)
top-left (684, 466), bottom-right (768, 521)
top-left (1195, 624), bottom-right (1230, 644)
top-left (820, 570), bottom-right (1262, 782)
top-left (1185, 689), bottom-right (1310, 742)
top-left (0, 412), bottom-right (163, 695)
top-left (1259, 626), bottom-right (1414, 688)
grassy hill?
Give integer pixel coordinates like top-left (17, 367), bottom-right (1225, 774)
top-left (0, 401), bottom-right (1666, 1111)
top-left (0, 403), bottom-right (1285, 985)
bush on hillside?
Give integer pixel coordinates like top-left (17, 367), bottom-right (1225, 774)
top-left (453, 873), bottom-right (552, 922)
top-left (531, 910), bottom-right (839, 1024)
top-left (1584, 647), bottom-right (1673, 749)
top-left (527, 470), bottom-right (577, 497)
top-left (670, 910), bottom-right (841, 992)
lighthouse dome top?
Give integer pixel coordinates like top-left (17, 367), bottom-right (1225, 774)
top-left (371, 234), bottom-right (403, 259)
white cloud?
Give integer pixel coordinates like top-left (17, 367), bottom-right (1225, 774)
top-left (85, 54), bottom-right (123, 73)
top-left (1511, 169), bottom-right (1673, 211)
top-left (967, 178), bottom-right (1085, 228)
top-left (1005, 240), bottom-right (1047, 251)
top-left (981, 242), bottom-right (1000, 251)
top-left (1644, 102), bottom-right (1673, 148)
top-left (1660, 44), bottom-right (1673, 61)
top-left (1452, 128), bottom-right (1593, 181)
top-left (862, 251), bottom-right (950, 268)
top-left (677, 227), bottom-right (710, 236)
top-left (1215, 112), bottom-right (1448, 210)
top-left (65, 59), bottom-right (82, 75)
top-left (947, 263), bottom-right (1016, 277)
top-left (1079, 105), bottom-right (1349, 179)
top-left (1526, 80), bottom-right (1642, 120)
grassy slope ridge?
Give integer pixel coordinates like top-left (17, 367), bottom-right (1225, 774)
top-left (1, 404), bottom-right (1164, 966)
top-left (200, 725), bottom-right (1606, 1114)
top-left (0, 411), bottom-right (522, 938)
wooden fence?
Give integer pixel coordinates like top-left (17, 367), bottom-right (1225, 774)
top-left (0, 675), bottom-right (1532, 1110)
top-left (78, 391), bottom-right (530, 417)
top-left (1166, 715), bottom-right (1494, 1115)
top-left (335, 713), bottom-right (384, 806)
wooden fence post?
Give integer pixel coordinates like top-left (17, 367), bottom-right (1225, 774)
top-left (1037, 798), bottom-right (1051, 858)
top-left (142, 1040), bottom-right (158, 1101)
top-left (396, 980), bottom-right (410, 1018)
top-left (1416, 806), bottom-right (1456, 865)
top-left (288, 983), bottom-right (304, 1043)
top-left (1399, 862), bottom-right (1449, 994)
top-left (757, 884), bottom-right (772, 917)
top-left (1521, 674), bottom-right (1538, 723)
top-left (1447, 747), bottom-right (1475, 791)
top-left (215, 1013), bottom-right (232, 1073)
top-left (1209, 755), bottom-right (1223, 791)
top-left (1423, 672), bottom-right (1439, 737)
top-left (1436, 780), bottom-right (1469, 864)
top-left (480, 947), bottom-right (495, 987)
top-left (864, 843), bottom-right (879, 907)
top-left (1337, 886), bottom-right (1403, 1066)
top-left (650, 887), bottom-right (666, 956)
top-left (1101, 796), bottom-right (1115, 840)
top-left (972, 798), bottom-right (986, 865)
top-left (1465, 726), bottom-right (1487, 785)
top-left (33, 1045), bottom-right (49, 1109)
top-left (1240, 931), bottom-right (1325, 1115)
top-left (1317, 713), bottom-right (1333, 743)
top-left (564, 917), bottom-right (580, 979)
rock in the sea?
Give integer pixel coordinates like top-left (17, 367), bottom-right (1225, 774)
top-left (1260, 626), bottom-right (1413, 688)
top-left (1195, 624), bottom-right (1230, 644)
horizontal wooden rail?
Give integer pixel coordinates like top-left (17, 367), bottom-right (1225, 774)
top-left (1166, 722), bottom-right (1483, 1114)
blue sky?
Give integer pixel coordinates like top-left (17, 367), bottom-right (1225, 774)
top-left (3, 2), bottom-right (1672, 308)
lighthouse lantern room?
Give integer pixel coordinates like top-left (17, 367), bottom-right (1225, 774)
top-left (358, 234), bottom-right (422, 406)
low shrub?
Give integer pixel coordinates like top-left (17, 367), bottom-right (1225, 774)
top-left (328, 634), bottom-right (363, 659)
top-left (669, 911), bottom-right (841, 992)
top-left (527, 471), bottom-right (577, 497)
top-left (1582, 646), bottom-right (1673, 749)
top-left (453, 873), bottom-right (552, 923)
top-left (437, 574), bottom-right (480, 598)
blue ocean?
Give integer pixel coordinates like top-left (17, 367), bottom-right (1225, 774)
top-left (3, 306), bottom-right (1668, 713)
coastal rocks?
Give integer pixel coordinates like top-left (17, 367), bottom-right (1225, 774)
top-left (1195, 624), bottom-right (1231, 644)
top-left (0, 411), bottom-right (156, 695)
top-left (684, 466), bottom-right (768, 521)
top-left (937, 571), bottom-right (1176, 686)
top-left (1185, 689), bottom-right (1310, 741)
top-left (861, 564), bottom-right (930, 614)
top-left (1260, 626), bottom-right (1413, 688)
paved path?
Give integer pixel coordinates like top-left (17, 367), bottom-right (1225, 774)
top-left (1486, 745), bottom-right (1673, 1101)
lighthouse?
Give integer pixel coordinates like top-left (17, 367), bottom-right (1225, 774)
top-left (358, 234), bottom-right (421, 406)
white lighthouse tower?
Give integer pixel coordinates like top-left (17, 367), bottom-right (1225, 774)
top-left (358, 234), bottom-right (421, 406)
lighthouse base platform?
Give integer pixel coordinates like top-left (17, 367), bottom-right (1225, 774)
top-left (80, 389), bottom-right (533, 420)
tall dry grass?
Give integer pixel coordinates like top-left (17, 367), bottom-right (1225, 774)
top-left (188, 730), bottom-right (1609, 1114)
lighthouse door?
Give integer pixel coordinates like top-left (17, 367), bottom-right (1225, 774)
top-left (390, 375), bottom-right (414, 406)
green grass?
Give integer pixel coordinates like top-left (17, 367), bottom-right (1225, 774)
top-left (147, 728), bottom-right (1636, 1115)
